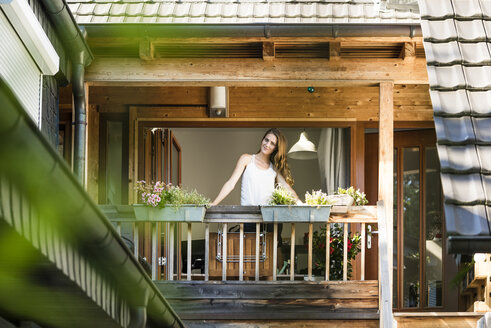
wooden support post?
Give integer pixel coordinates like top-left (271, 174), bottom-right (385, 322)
top-left (379, 81), bottom-right (394, 327)
top-left (262, 42), bottom-right (275, 61)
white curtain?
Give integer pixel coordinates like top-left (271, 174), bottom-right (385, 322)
top-left (317, 128), bottom-right (350, 194)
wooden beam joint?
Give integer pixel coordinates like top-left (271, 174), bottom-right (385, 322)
top-left (400, 42), bottom-right (416, 61)
top-left (262, 42), bottom-right (275, 61)
top-left (329, 42), bottom-right (341, 60)
top-left (139, 39), bottom-right (155, 61)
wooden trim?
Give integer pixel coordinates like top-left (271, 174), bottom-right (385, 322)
top-left (262, 42), bottom-right (275, 61)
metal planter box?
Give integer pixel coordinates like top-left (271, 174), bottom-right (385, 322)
top-left (260, 205), bottom-right (331, 223)
top-left (132, 204), bottom-right (206, 222)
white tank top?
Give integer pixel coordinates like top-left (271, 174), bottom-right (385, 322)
top-left (241, 154), bottom-right (277, 205)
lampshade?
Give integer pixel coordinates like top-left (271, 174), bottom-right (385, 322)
top-left (287, 131), bottom-right (317, 160)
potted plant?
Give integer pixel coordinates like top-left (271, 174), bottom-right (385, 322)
top-left (133, 181), bottom-right (210, 222)
top-left (260, 187), bottom-right (332, 223)
top-left (304, 223), bottom-right (362, 280)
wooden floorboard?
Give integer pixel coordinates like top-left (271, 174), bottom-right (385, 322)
top-left (394, 312), bottom-right (484, 328)
top-left (159, 280), bottom-right (379, 320)
top-left (183, 320), bottom-right (380, 327)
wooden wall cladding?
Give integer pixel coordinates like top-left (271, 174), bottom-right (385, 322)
top-left (229, 86), bottom-right (379, 120)
top-left (229, 84), bottom-right (433, 121)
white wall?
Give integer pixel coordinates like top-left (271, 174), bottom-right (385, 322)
top-left (172, 127), bottom-right (322, 205)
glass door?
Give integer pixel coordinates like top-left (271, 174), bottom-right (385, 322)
top-left (365, 129), bottom-right (444, 310)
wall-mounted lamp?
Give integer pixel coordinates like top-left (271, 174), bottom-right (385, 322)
top-left (209, 86), bottom-right (228, 118)
top-left (307, 86), bottom-right (315, 93)
top-left (287, 130), bottom-right (317, 160)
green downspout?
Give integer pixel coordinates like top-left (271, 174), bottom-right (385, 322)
top-left (41, 0), bottom-right (93, 186)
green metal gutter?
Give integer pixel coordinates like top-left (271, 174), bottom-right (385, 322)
top-left (41, 0), bottom-right (93, 185)
top-left (0, 78), bottom-right (184, 328)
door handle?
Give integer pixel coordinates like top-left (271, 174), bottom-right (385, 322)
top-left (367, 225), bottom-right (379, 249)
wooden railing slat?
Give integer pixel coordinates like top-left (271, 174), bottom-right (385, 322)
top-left (187, 223), bottom-right (192, 281)
top-left (255, 223), bottom-right (260, 281)
top-left (205, 223), bottom-right (209, 281)
top-left (239, 223), bottom-right (244, 281)
top-left (290, 223), bottom-right (295, 281)
top-left (308, 223), bottom-right (313, 281)
top-left (222, 223), bottom-right (227, 281)
top-left (343, 223), bottom-right (348, 281)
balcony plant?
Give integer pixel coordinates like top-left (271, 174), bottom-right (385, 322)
top-left (133, 181), bottom-right (210, 222)
top-left (261, 187), bottom-right (331, 223)
top-left (305, 223), bottom-right (362, 280)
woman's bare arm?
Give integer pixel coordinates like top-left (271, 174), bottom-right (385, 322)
top-left (211, 154), bottom-right (250, 206)
top-left (276, 172), bottom-right (302, 204)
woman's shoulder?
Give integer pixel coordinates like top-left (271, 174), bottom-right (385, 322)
top-left (239, 153), bottom-right (252, 162)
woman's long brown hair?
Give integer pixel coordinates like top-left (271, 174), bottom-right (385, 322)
top-left (260, 128), bottom-right (294, 186)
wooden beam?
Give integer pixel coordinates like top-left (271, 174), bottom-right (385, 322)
top-left (262, 42), bottom-right (275, 61)
top-left (85, 57), bottom-right (429, 85)
top-left (399, 42), bottom-right (416, 61)
top-left (139, 39), bottom-right (154, 61)
top-left (329, 42), bottom-right (341, 60)
top-left (378, 81), bottom-right (393, 325)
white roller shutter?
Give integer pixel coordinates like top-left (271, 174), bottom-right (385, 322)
top-left (0, 9), bottom-right (41, 126)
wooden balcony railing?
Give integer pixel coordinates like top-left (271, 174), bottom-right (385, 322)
top-left (102, 205), bottom-right (378, 283)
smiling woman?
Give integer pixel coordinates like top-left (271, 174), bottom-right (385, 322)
top-left (210, 128), bottom-right (300, 207)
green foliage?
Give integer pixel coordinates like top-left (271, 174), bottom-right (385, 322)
top-left (305, 190), bottom-right (332, 205)
top-left (305, 224), bottom-right (362, 280)
top-left (135, 180), bottom-right (210, 208)
top-left (269, 185), bottom-right (296, 205)
top-left (337, 186), bottom-right (368, 206)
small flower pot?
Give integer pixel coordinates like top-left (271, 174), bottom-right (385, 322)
top-left (132, 204), bottom-right (206, 222)
top-left (260, 205), bottom-right (331, 223)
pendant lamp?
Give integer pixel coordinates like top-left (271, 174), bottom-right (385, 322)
top-left (287, 131), bottom-right (317, 160)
